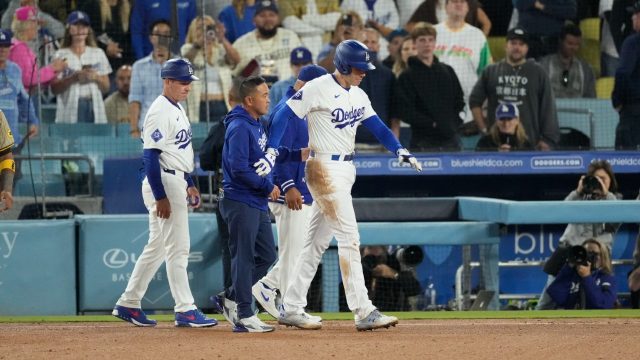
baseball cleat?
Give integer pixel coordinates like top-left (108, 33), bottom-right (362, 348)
top-left (233, 315), bottom-right (275, 333)
top-left (278, 311), bottom-right (322, 330)
top-left (112, 305), bottom-right (157, 327)
top-left (355, 310), bottom-right (398, 331)
top-left (252, 281), bottom-right (279, 319)
top-left (175, 308), bottom-right (218, 327)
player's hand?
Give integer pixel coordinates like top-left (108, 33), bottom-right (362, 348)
top-left (269, 185), bottom-right (281, 202)
top-left (254, 148), bottom-right (278, 177)
top-left (187, 186), bottom-right (200, 209)
top-left (0, 190), bottom-right (13, 212)
top-left (576, 263), bottom-right (591, 278)
top-left (397, 148), bottom-right (422, 172)
top-left (156, 197), bottom-right (171, 219)
top-left (284, 187), bottom-right (303, 210)
top-left (301, 147), bottom-right (310, 161)
top-left (372, 264), bottom-right (398, 279)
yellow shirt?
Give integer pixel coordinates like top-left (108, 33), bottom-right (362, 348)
top-left (0, 111), bottom-right (15, 156)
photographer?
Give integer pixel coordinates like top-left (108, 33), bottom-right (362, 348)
top-left (536, 160), bottom-right (620, 309)
top-left (340, 246), bottom-right (422, 311)
top-left (546, 239), bottom-right (617, 309)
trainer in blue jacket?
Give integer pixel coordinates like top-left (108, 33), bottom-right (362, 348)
top-left (546, 239), bottom-right (617, 309)
top-left (251, 65), bottom-right (328, 319)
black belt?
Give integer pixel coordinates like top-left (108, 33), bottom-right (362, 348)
top-left (163, 168), bottom-right (189, 180)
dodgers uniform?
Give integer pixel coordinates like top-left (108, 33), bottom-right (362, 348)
top-left (276, 73), bottom-right (390, 321)
top-left (115, 95), bottom-right (197, 313)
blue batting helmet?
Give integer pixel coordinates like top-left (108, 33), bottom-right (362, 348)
top-left (161, 58), bottom-right (199, 82)
top-left (333, 40), bottom-right (376, 75)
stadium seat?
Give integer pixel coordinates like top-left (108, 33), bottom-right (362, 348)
top-left (487, 36), bottom-right (506, 62)
top-left (49, 123), bottom-right (116, 138)
top-left (580, 18), bottom-right (600, 41)
top-left (578, 39), bottom-right (600, 77)
top-left (116, 123), bottom-right (132, 137)
top-left (190, 122), bottom-right (210, 138)
top-left (40, 104), bottom-right (57, 123)
top-left (596, 77), bottom-right (614, 99)
top-left (460, 134), bottom-right (481, 151)
top-left (13, 174), bottom-right (66, 197)
top-left (73, 136), bottom-right (142, 175)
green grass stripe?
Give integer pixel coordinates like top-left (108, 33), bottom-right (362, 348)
top-left (1, 310), bottom-right (640, 323)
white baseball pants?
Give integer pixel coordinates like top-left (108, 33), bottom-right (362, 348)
top-left (283, 159), bottom-right (376, 320)
top-left (116, 172), bottom-right (196, 313)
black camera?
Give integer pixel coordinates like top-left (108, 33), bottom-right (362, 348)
top-left (581, 175), bottom-right (603, 199)
top-left (206, 25), bottom-right (216, 40)
top-left (544, 244), bottom-right (597, 275)
top-left (567, 245), bottom-right (598, 269)
top-left (393, 246), bottom-right (424, 270)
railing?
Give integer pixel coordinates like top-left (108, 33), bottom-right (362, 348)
top-left (15, 153), bottom-right (96, 197)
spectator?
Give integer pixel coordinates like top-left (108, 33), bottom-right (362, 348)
top-left (0, 29), bottom-right (38, 149)
top-left (9, 6), bottom-right (67, 92)
top-left (392, 35), bottom-right (416, 77)
top-left (341, 0), bottom-right (399, 39)
top-left (181, 15), bottom-right (239, 123)
top-left (232, 0), bottom-right (302, 85)
top-left (339, 246), bottom-right (422, 312)
top-left (356, 28), bottom-right (399, 146)
top-left (539, 23), bottom-right (596, 99)
top-left (546, 239), bottom-right (617, 309)
top-left (435, 0), bottom-right (492, 123)
top-left (476, 102), bottom-right (533, 151)
top-left (610, 0), bottom-right (635, 54)
top-left (408, 0), bottom-right (492, 36)
top-left (317, 11), bottom-right (364, 72)
top-left (613, 1), bottom-right (640, 150)
top-left (536, 160), bottom-right (620, 309)
top-left (51, 11), bottom-right (112, 124)
top-left (130, 0), bottom-right (196, 60)
top-left (470, 27), bottom-right (559, 150)
top-left (78, 0), bottom-right (133, 75)
top-left (397, 23), bottom-right (464, 151)
top-left (1, 0), bottom-right (64, 42)
top-left (104, 64), bottom-right (131, 124)
top-left (514, 0), bottom-right (577, 59)
top-left (268, 46), bottom-right (312, 117)
top-left (600, 0), bottom-right (620, 77)
top-left (382, 28), bottom-right (408, 69)
top-left (279, 0), bottom-right (341, 59)
top-left (218, 0), bottom-right (257, 44)
top-left (128, 19), bottom-right (173, 137)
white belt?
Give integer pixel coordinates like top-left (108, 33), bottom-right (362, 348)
top-left (309, 151), bottom-right (354, 162)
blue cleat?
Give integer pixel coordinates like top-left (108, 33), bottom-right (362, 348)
top-left (112, 305), bottom-right (157, 327)
top-left (175, 309), bottom-right (218, 328)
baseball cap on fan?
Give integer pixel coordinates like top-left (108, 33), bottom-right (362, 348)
top-left (627, 0), bottom-right (640, 13)
top-left (0, 29), bottom-right (12, 47)
top-left (290, 47), bottom-right (312, 65)
top-left (67, 11), bottom-right (91, 26)
top-left (255, 0), bottom-right (278, 16)
top-left (506, 27), bottom-right (528, 44)
top-left (495, 103), bottom-right (519, 120)
top-left (15, 6), bottom-right (37, 22)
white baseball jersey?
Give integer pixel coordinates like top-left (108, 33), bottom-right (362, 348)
top-left (142, 95), bottom-right (194, 173)
top-left (286, 74), bottom-right (376, 154)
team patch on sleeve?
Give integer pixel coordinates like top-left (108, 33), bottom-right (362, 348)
top-left (291, 90), bottom-right (303, 100)
top-left (151, 129), bottom-right (163, 142)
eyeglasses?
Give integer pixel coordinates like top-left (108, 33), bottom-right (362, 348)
top-left (561, 69), bottom-right (569, 87)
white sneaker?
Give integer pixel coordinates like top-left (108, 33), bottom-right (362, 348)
top-left (308, 314), bottom-right (323, 323)
top-left (233, 315), bottom-right (275, 333)
top-left (252, 281), bottom-right (279, 319)
top-left (355, 310), bottom-right (398, 331)
top-left (279, 311), bottom-right (322, 330)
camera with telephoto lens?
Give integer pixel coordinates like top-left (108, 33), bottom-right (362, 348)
top-left (206, 26), bottom-right (216, 40)
top-left (567, 245), bottom-right (598, 270)
top-left (581, 175), bottom-right (604, 199)
top-left (393, 246), bottom-right (424, 271)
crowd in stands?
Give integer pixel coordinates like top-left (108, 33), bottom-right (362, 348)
top-left (0, 0), bottom-right (637, 152)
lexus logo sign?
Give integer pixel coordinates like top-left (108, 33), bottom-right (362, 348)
top-left (103, 248), bottom-right (129, 269)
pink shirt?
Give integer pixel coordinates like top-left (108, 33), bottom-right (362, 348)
top-left (9, 39), bottom-right (56, 90)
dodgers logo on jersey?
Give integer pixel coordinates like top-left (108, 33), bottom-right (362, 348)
top-left (175, 128), bottom-right (192, 149)
top-left (151, 129), bottom-right (163, 142)
top-left (257, 130), bottom-right (267, 151)
top-left (291, 90), bottom-right (303, 101)
top-left (331, 107), bottom-right (366, 129)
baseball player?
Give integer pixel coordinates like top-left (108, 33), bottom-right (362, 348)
top-left (254, 40), bottom-right (422, 331)
top-left (252, 65), bottom-right (328, 320)
top-left (0, 110), bottom-right (15, 212)
top-left (112, 58), bottom-right (217, 328)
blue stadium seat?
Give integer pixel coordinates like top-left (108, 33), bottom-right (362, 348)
top-left (48, 123), bottom-right (116, 138)
top-left (556, 99), bottom-right (618, 150)
top-left (13, 174), bottom-right (66, 197)
top-left (72, 136), bottom-right (143, 175)
top-left (461, 134), bottom-right (481, 151)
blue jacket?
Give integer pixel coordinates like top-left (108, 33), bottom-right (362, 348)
top-left (268, 86), bottom-right (312, 205)
top-left (218, 4), bottom-right (256, 43)
top-left (130, 0), bottom-right (196, 59)
top-left (0, 60), bottom-right (38, 146)
top-left (222, 105), bottom-right (274, 211)
top-left (613, 32), bottom-right (640, 108)
top-left (547, 264), bottom-right (617, 309)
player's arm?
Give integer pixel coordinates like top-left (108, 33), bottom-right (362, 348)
top-left (361, 115), bottom-right (422, 172)
top-left (228, 127), bottom-right (275, 195)
top-left (254, 104), bottom-right (300, 177)
top-left (0, 149), bottom-right (15, 212)
top-left (142, 148), bottom-right (171, 219)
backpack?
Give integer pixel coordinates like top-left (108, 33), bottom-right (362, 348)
top-left (199, 120), bottom-right (226, 171)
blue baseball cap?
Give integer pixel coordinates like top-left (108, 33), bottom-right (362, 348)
top-left (496, 103), bottom-right (519, 120)
top-left (297, 64), bottom-right (328, 82)
top-left (67, 11), bottom-right (91, 26)
top-left (387, 28), bottom-right (408, 42)
top-left (0, 29), bottom-right (12, 46)
top-left (255, 0), bottom-right (278, 16)
top-left (290, 47), bottom-right (312, 65)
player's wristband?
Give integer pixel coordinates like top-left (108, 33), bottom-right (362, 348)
top-left (186, 175), bottom-right (195, 188)
top-left (0, 159), bottom-right (15, 172)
